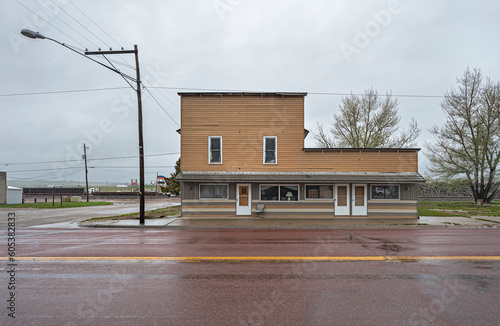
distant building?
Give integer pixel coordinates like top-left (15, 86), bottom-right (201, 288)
top-left (0, 172), bottom-right (6, 204)
top-left (177, 92), bottom-right (425, 219)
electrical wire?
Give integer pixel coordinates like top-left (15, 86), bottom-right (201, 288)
top-left (32, 0), bottom-right (101, 49)
top-left (5, 165), bottom-right (82, 173)
top-left (0, 87), bottom-right (129, 97)
top-left (1, 153), bottom-right (180, 166)
top-left (140, 65), bottom-right (182, 108)
top-left (6, 162), bottom-right (82, 176)
top-left (90, 166), bottom-right (175, 169)
top-left (47, 0), bottom-right (110, 47)
top-left (143, 86), bottom-right (180, 127)
top-left (9, 168), bottom-right (82, 180)
top-left (2, 86), bottom-right (446, 99)
top-left (101, 55), bottom-right (136, 90)
top-left (88, 153), bottom-right (179, 162)
top-left (67, 0), bottom-right (123, 50)
top-left (153, 87), bottom-right (445, 98)
top-left (14, 0), bottom-right (86, 49)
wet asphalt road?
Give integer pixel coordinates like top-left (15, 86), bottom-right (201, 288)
top-left (1, 228), bottom-right (499, 325)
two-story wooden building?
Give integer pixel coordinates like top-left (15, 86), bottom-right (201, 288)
top-left (177, 92), bottom-right (425, 219)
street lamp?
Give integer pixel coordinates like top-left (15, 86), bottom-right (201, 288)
top-left (21, 29), bottom-right (146, 225)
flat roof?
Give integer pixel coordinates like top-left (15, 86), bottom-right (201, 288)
top-left (303, 148), bottom-right (421, 152)
top-left (177, 92), bottom-right (307, 97)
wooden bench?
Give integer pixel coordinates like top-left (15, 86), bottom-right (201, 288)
top-left (254, 204), bottom-right (265, 218)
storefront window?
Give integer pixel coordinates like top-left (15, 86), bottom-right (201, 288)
top-left (371, 185), bottom-right (400, 200)
top-left (200, 184), bottom-right (228, 199)
top-left (260, 185), bottom-right (299, 201)
top-left (305, 185), bottom-right (334, 199)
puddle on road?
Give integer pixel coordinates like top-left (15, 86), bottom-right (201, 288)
top-left (472, 261), bottom-right (495, 270)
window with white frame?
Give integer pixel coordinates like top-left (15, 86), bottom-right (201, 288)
top-left (200, 184), bottom-right (228, 199)
top-left (263, 136), bottom-right (277, 164)
top-left (260, 185), bottom-right (299, 201)
top-left (209, 136), bottom-right (222, 164)
top-left (371, 185), bottom-right (400, 200)
top-left (305, 185), bottom-right (334, 199)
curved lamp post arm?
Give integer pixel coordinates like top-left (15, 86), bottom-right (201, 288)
top-left (20, 29), bottom-right (137, 84)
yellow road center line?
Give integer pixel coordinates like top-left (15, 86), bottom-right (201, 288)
top-left (3, 256), bottom-right (500, 262)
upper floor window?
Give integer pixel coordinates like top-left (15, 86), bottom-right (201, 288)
top-left (209, 136), bottom-right (222, 164)
top-left (263, 136), bottom-right (277, 164)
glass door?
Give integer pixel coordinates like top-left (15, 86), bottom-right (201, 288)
top-left (352, 184), bottom-right (367, 216)
top-left (236, 184), bottom-right (251, 215)
top-left (335, 184), bottom-right (350, 216)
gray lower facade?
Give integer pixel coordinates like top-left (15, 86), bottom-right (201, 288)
top-left (178, 172), bottom-right (425, 219)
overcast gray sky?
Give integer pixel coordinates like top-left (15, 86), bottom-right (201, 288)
top-left (1, 0), bottom-right (500, 184)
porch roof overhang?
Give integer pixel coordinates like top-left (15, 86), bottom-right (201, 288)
top-left (177, 171), bottom-right (426, 183)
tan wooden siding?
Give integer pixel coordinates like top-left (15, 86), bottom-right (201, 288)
top-left (181, 200), bottom-right (236, 217)
top-left (180, 94), bottom-right (419, 173)
top-left (367, 200), bottom-right (418, 218)
top-left (181, 95), bottom-right (305, 172)
top-left (301, 151), bottom-right (419, 172)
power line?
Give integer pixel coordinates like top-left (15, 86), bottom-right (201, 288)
top-left (1, 153), bottom-right (180, 166)
top-left (0, 87), bottom-right (129, 97)
top-left (68, 0), bottom-right (123, 50)
top-left (5, 166), bottom-right (82, 173)
top-left (153, 87), bottom-right (445, 98)
top-left (88, 153), bottom-right (179, 162)
top-left (139, 65), bottom-right (182, 108)
top-left (0, 140), bottom-right (178, 148)
top-left (1, 86), bottom-right (446, 99)
top-left (16, 0), bottom-right (181, 125)
top-left (143, 86), bottom-right (180, 127)
top-left (47, 0), bottom-right (109, 47)
top-left (32, 0), bottom-right (100, 49)
top-left (66, 3), bottom-right (181, 121)
top-left (308, 92), bottom-right (444, 98)
top-left (15, 0), bottom-right (86, 49)
top-left (5, 162), bottom-right (83, 178)
top-left (91, 166), bottom-right (175, 169)
top-left (8, 168), bottom-right (82, 180)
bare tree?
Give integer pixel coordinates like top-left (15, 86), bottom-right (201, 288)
top-left (313, 88), bottom-right (420, 148)
top-left (426, 67), bottom-right (500, 203)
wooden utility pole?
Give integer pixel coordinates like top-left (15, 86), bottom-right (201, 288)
top-left (84, 143), bottom-right (89, 202)
top-left (135, 45), bottom-right (145, 225)
top-left (85, 46), bottom-right (145, 225)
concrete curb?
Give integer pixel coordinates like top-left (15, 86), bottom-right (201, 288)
top-left (78, 216), bottom-right (500, 230)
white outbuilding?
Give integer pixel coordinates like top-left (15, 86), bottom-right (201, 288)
top-left (7, 186), bottom-right (23, 205)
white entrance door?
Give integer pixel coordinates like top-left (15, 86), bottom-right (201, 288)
top-left (335, 184), bottom-right (350, 216)
top-left (236, 184), bottom-right (251, 215)
top-left (352, 184), bottom-right (367, 216)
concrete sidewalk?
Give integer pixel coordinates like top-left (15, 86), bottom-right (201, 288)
top-left (77, 214), bottom-right (500, 229)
